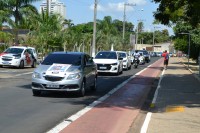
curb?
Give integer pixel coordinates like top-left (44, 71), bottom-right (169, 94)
top-left (181, 60), bottom-right (200, 82)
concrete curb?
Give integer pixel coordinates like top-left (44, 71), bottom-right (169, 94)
top-left (180, 59), bottom-right (200, 82)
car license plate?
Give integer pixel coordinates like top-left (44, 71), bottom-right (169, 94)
top-left (46, 84), bottom-right (59, 88)
top-left (99, 66), bottom-right (107, 69)
top-left (2, 62), bottom-right (9, 65)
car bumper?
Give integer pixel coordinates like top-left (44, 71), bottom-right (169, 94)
top-left (97, 65), bottom-right (119, 73)
top-left (32, 77), bottom-right (83, 92)
top-left (0, 59), bottom-right (20, 67)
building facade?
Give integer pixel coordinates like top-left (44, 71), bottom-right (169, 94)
top-left (40, 0), bottom-right (66, 18)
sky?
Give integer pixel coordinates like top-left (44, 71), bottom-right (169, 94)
top-left (33, 0), bottom-right (174, 35)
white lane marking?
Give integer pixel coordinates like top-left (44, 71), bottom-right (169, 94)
top-left (47, 61), bottom-right (160, 133)
top-left (14, 72), bottom-right (33, 77)
top-left (140, 69), bottom-right (165, 133)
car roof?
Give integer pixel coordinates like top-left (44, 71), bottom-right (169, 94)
top-left (51, 51), bottom-right (85, 55)
top-left (97, 51), bottom-right (117, 53)
top-left (116, 51), bottom-right (127, 53)
top-left (9, 46), bottom-right (35, 49)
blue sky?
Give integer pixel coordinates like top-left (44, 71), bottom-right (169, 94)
top-left (33, 0), bottom-right (174, 35)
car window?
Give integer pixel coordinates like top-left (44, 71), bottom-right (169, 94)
top-left (41, 53), bottom-right (82, 66)
top-left (4, 48), bottom-right (24, 54)
top-left (95, 52), bottom-right (117, 59)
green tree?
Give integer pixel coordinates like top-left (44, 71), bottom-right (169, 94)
top-left (0, 0), bottom-right (41, 44)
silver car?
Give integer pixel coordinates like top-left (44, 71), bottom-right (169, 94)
top-left (32, 52), bottom-right (97, 97)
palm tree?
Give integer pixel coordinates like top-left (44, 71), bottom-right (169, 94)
top-left (0, 0), bottom-right (41, 44)
top-left (27, 9), bottom-right (64, 56)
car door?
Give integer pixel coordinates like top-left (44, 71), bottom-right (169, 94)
top-left (84, 54), bottom-right (95, 87)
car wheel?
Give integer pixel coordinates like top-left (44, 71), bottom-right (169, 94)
top-left (19, 60), bottom-right (24, 69)
top-left (91, 77), bottom-right (97, 91)
top-left (78, 81), bottom-right (85, 97)
top-left (32, 89), bottom-right (41, 96)
top-left (0, 65), bottom-right (2, 68)
top-left (31, 60), bottom-right (36, 68)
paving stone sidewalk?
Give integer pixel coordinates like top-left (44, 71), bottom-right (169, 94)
top-left (147, 57), bottom-right (200, 133)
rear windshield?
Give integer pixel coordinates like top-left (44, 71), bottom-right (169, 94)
top-left (95, 52), bottom-right (117, 59)
top-left (119, 53), bottom-right (126, 58)
top-left (41, 53), bottom-right (82, 66)
top-left (4, 48), bottom-right (24, 54)
top-left (139, 50), bottom-right (148, 55)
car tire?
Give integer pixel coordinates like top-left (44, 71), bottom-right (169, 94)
top-left (19, 60), bottom-right (24, 69)
top-left (78, 81), bottom-right (85, 97)
top-left (32, 89), bottom-right (41, 96)
top-left (31, 60), bottom-right (36, 68)
top-left (0, 65), bottom-right (2, 68)
top-left (91, 77), bottom-right (97, 91)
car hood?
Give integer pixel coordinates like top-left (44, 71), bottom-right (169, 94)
top-left (34, 64), bottom-right (81, 75)
top-left (0, 53), bottom-right (21, 57)
top-left (93, 59), bottom-right (118, 64)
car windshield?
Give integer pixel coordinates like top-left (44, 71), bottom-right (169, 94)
top-left (119, 53), bottom-right (126, 58)
top-left (95, 52), bottom-right (117, 59)
top-left (4, 48), bottom-right (24, 54)
top-left (41, 53), bottom-right (82, 66)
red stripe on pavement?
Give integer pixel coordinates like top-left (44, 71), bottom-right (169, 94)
top-left (60, 59), bottom-right (163, 133)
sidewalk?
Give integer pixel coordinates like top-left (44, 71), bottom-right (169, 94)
top-left (146, 57), bottom-right (200, 133)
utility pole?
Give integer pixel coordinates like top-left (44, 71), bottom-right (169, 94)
top-left (136, 19), bottom-right (145, 50)
top-left (152, 25), bottom-right (160, 52)
top-left (123, 3), bottom-right (136, 40)
top-left (47, 0), bottom-right (49, 14)
top-left (92, 0), bottom-right (98, 57)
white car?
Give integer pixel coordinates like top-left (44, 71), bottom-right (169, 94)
top-left (0, 46), bottom-right (37, 68)
top-left (93, 51), bottom-right (123, 75)
top-left (117, 51), bottom-right (132, 70)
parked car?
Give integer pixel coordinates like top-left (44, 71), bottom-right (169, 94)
top-left (0, 46), bottom-right (37, 68)
top-left (117, 51), bottom-right (132, 70)
top-left (32, 52), bottom-right (97, 97)
top-left (138, 50), bottom-right (151, 63)
top-left (93, 51), bottom-right (123, 75)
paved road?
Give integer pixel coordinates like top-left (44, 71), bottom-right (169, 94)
top-left (0, 57), bottom-right (160, 133)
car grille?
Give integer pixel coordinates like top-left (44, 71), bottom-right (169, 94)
top-left (97, 64), bottom-right (112, 70)
top-left (2, 57), bottom-right (12, 61)
top-left (44, 76), bottom-right (64, 81)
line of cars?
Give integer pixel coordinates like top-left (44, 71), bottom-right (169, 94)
top-left (0, 46), bottom-right (150, 97)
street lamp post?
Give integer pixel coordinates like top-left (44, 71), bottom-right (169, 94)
top-left (123, 3), bottom-right (136, 40)
top-left (179, 32), bottom-right (191, 69)
top-left (92, 0), bottom-right (98, 57)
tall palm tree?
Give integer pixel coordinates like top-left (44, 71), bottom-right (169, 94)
top-left (0, 0), bottom-right (41, 44)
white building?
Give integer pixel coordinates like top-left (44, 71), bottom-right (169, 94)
top-left (40, 0), bottom-right (66, 18)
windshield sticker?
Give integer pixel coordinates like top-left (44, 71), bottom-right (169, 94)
top-left (46, 64), bottom-right (71, 77)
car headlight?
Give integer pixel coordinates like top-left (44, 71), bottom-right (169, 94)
top-left (67, 73), bottom-right (81, 80)
top-left (111, 63), bottom-right (118, 65)
top-left (32, 72), bottom-right (41, 79)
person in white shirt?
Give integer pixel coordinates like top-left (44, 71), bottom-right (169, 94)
top-left (133, 50), bottom-right (140, 64)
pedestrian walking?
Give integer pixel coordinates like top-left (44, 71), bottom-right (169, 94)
top-left (162, 50), bottom-right (169, 69)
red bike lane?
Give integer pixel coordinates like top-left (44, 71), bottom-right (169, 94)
top-left (58, 58), bottom-right (163, 133)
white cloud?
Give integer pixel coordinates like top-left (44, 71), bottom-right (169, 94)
top-left (127, 0), bottom-right (147, 6)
